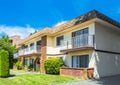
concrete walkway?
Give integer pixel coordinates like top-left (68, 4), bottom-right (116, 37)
top-left (54, 75), bottom-right (120, 85)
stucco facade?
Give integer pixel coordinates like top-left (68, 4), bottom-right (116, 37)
top-left (14, 10), bottom-right (120, 79)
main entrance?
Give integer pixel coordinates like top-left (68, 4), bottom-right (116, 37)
top-left (34, 57), bottom-right (40, 71)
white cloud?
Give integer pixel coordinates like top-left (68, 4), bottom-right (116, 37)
top-left (53, 21), bottom-right (68, 27)
top-left (0, 25), bottom-right (36, 39)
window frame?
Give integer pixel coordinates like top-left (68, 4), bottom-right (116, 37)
top-left (72, 55), bottom-right (89, 68)
top-left (56, 36), bottom-right (64, 46)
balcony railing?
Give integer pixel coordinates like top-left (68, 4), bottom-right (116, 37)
top-left (14, 45), bottom-right (41, 58)
top-left (61, 35), bottom-right (94, 50)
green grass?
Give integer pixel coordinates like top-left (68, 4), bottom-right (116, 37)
top-left (0, 70), bottom-right (77, 85)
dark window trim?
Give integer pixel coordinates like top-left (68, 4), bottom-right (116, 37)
top-left (72, 27), bottom-right (89, 37)
top-left (56, 35), bottom-right (64, 46)
top-left (30, 43), bottom-right (34, 47)
top-left (72, 55), bottom-right (89, 68)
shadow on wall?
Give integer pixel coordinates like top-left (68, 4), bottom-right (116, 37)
top-left (94, 51), bottom-right (120, 79)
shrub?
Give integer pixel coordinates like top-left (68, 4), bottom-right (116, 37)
top-left (0, 50), bottom-right (9, 77)
top-left (15, 61), bottom-right (22, 70)
top-left (25, 64), bottom-right (33, 71)
top-left (44, 58), bottom-right (64, 74)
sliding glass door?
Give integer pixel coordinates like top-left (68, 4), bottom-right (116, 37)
top-left (72, 28), bottom-right (88, 48)
top-left (72, 55), bottom-right (89, 68)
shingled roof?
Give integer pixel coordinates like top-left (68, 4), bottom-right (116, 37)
top-left (17, 10), bottom-right (120, 45)
top-left (53, 10), bottom-right (120, 33)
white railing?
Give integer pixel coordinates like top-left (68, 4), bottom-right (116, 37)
top-left (14, 45), bottom-right (41, 58)
top-left (61, 35), bottom-right (94, 50)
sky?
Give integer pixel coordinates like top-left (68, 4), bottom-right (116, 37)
top-left (0, 0), bottom-right (120, 38)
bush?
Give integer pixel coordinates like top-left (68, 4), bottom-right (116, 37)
top-left (44, 58), bottom-right (64, 74)
top-left (25, 64), bottom-right (33, 71)
top-left (15, 61), bottom-right (22, 70)
top-left (0, 50), bottom-right (9, 77)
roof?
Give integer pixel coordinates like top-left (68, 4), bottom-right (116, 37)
top-left (17, 10), bottom-right (120, 45)
top-left (52, 10), bottom-right (120, 33)
top-left (17, 28), bottom-right (52, 45)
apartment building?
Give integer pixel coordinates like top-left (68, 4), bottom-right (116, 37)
top-left (10, 35), bottom-right (21, 45)
top-left (14, 10), bottom-right (120, 79)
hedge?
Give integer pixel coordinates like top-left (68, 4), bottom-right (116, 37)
top-left (44, 58), bottom-right (64, 74)
top-left (0, 50), bottom-right (9, 77)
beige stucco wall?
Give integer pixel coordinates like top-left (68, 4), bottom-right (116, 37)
top-left (95, 22), bottom-right (120, 52)
top-left (93, 22), bottom-right (120, 78)
top-left (94, 52), bottom-right (120, 78)
top-left (46, 23), bottom-right (95, 55)
top-left (63, 50), bottom-right (93, 68)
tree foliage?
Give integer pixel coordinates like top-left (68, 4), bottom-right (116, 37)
top-left (0, 50), bottom-right (9, 77)
top-left (29, 30), bottom-right (37, 36)
top-left (44, 58), bottom-right (64, 74)
top-left (0, 36), bottom-right (17, 68)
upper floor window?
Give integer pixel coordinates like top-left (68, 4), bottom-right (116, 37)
top-left (30, 43), bottom-right (34, 50)
top-left (37, 40), bottom-right (41, 45)
top-left (36, 40), bottom-right (41, 52)
top-left (56, 36), bottom-right (64, 46)
top-left (10, 40), bottom-right (13, 44)
top-left (24, 45), bottom-right (29, 52)
top-left (72, 28), bottom-right (89, 47)
top-left (72, 28), bottom-right (88, 37)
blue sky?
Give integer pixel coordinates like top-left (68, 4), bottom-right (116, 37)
top-left (0, 0), bottom-right (120, 38)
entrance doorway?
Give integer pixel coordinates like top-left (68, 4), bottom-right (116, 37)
top-left (34, 57), bottom-right (40, 71)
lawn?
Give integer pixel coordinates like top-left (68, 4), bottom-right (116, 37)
top-left (0, 70), bottom-right (77, 85)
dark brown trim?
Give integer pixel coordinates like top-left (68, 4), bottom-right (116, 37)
top-left (19, 53), bottom-right (41, 57)
top-left (95, 49), bottom-right (120, 55)
top-left (46, 53), bottom-right (66, 56)
top-left (60, 46), bottom-right (94, 53)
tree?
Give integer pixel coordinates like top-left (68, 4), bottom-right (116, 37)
top-left (0, 36), bottom-right (17, 68)
top-left (0, 50), bottom-right (9, 77)
top-left (29, 30), bottom-right (37, 36)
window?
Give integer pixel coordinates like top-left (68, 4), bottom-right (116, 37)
top-left (29, 58), bottom-right (34, 67)
top-left (10, 40), bottom-right (13, 44)
top-left (56, 36), bottom-right (64, 46)
top-left (72, 55), bottom-right (89, 68)
top-left (24, 45), bottom-right (29, 52)
top-left (72, 28), bottom-right (88, 47)
top-left (36, 40), bottom-right (41, 52)
top-left (30, 43), bottom-right (34, 50)
top-left (24, 59), bottom-right (28, 66)
top-left (24, 59), bottom-right (34, 67)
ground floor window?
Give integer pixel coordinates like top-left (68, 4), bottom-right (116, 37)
top-left (24, 58), bottom-right (34, 66)
top-left (29, 58), bottom-right (34, 66)
top-left (24, 59), bottom-right (28, 66)
top-left (72, 55), bottom-right (89, 68)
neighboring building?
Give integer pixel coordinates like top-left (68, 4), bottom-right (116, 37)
top-left (10, 35), bottom-right (21, 45)
top-left (14, 10), bottom-right (120, 79)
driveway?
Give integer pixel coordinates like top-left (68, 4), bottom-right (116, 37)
top-left (53, 75), bottom-right (120, 85)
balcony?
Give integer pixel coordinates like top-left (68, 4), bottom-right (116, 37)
top-left (14, 45), bottom-right (41, 58)
top-left (60, 35), bottom-right (94, 52)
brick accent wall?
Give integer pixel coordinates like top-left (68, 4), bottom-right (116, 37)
top-left (60, 67), bottom-right (94, 79)
top-left (21, 57), bottom-right (25, 67)
top-left (40, 36), bottom-right (47, 73)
